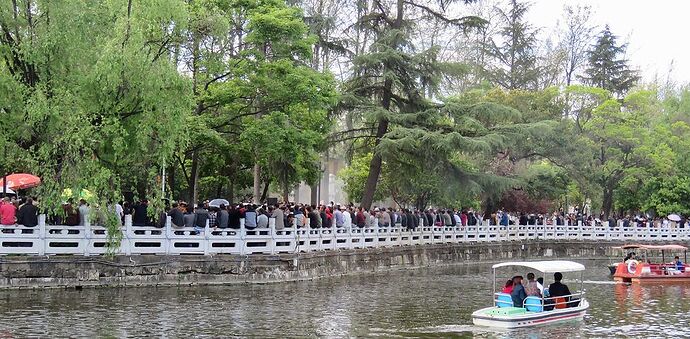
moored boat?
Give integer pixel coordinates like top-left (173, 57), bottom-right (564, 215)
top-left (613, 244), bottom-right (690, 284)
top-left (471, 260), bottom-right (589, 329)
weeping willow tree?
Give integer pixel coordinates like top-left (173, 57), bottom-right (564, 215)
top-left (0, 1), bottom-right (193, 252)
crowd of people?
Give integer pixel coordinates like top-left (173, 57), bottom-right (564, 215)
top-left (488, 208), bottom-right (690, 229)
top-left (2, 193), bottom-right (690, 231)
top-left (501, 272), bottom-right (578, 309)
top-left (154, 201), bottom-right (491, 231)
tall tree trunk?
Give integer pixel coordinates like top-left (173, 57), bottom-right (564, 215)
top-left (252, 163), bottom-right (261, 204)
top-left (602, 187), bottom-right (613, 219)
top-left (282, 170), bottom-right (289, 203)
top-left (189, 151), bottom-right (200, 206)
top-left (227, 166), bottom-right (235, 204)
top-left (228, 181), bottom-right (234, 205)
top-left (359, 0), bottom-right (403, 209)
top-left (260, 179), bottom-right (271, 203)
top-left (168, 164), bottom-right (175, 200)
top-left (359, 119), bottom-right (388, 209)
top-left (310, 183), bottom-right (318, 206)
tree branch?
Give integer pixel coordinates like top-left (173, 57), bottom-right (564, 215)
top-left (402, 1), bottom-right (486, 28)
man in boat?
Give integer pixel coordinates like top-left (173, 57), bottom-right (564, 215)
top-left (524, 272), bottom-right (543, 296)
top-left (549, 272), bottom-right (575, 308)
top-left (510, 276), bottom-right (527, 307)
top-left (668, 256), bottom-right (685, 274)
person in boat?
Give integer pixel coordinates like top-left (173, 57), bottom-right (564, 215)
top-left (501, 278), bottom-right (514, 294)
top-left (524, 272), bottom-right (543, 297)
top-left (623, 252), bottom-right (636, 262)
top-left (510, 276), bottom-right (527, 307)
top-left (549, 272), bottom-right (576, 308)
top-left (674, 256), bottom-right (684, 273)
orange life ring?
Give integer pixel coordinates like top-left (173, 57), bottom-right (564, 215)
top-left (627, 260), bottom-right (639, 274)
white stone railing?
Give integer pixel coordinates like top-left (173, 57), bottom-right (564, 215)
top-left (0, 215), bottom-right (687, 256)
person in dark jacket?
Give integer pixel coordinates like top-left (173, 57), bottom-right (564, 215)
top-left (157, 204), bottom-right (170, 228)
top-left (319, 206), bottom-right (328, 228)
top-left (216, 204), bottom-right (229, 228)
top-left (510, 276), bottom-right (527, 307)
top-left (132, 200), bottom-right (150, 226)
top-left (17, 198), bottom-right (39, 227)
top-left (548, 272), bottom-right (572, 300)
top-left (400, 209), bottom-right (408, 229)
top-left (167, 203), bottom-right (185, 227)
top-left (63, 198), bottom-right (79, 226)
top-left (308, 206), bottom-right (320, 228)
top-left (183, 205), bottom-right (195, 228)
top-left (194, 204), bottom-right (209, 228)
top-left (468, 212), bottom-right (477, 226)
top-left (519, 212), bottom-right (528, 226)
top-left (228, 205), bottom-right (241, 229)
top-left (410, 210), bottom-right (419, 230)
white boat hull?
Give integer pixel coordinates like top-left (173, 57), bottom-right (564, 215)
top-left (472, 299), bottom-right (589, 329)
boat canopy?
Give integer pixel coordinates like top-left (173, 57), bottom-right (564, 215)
top-left (492, 260), bottom-right (586, 273)
top-left (614, 244), bottom-right (688, 250)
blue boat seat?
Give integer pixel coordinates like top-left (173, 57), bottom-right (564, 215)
top-left (524, 296), bottom-right (543, 312)
top-left (496, 293), bottom-right (513, 308)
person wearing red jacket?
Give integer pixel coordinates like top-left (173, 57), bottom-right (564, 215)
top-left (0, 197), bottom-right (16, 225)
top-left (355, 207), bottom-right (366, 228)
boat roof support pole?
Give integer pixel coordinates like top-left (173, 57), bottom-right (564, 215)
top-left (493, 268), bottom-right (496, 306)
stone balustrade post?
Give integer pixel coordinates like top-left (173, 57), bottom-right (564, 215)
top-left (124, 214), bottom-right (133, 255)
top-left (38, 214), bottom-right (46, 255)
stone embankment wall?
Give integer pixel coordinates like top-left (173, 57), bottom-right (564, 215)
top-left (0, 240), bottom-right (634, 289)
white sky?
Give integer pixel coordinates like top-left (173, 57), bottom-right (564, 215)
top-left (528, 0), bottom-right (690, 84)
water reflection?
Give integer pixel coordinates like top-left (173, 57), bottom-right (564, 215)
top-left (1, 260), bottom-right (690, 337)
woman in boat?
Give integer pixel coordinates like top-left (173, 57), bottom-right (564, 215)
top-left (510, 276), bottom-right (527, 307)
top-left (524, 272), bottom-right (542, 296)
top-left (501, 278), bottom-right (514, 294)
top-left (623, 251), bottom-right (636, 262)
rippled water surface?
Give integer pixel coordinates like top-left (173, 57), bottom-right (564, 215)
top-left (2, 259), bottom-right (690, 338)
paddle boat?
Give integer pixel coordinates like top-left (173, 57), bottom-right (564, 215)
top-left (612, 244), bottom-right (690, 284)
top-left (472, 260), bottom-right (589, 328)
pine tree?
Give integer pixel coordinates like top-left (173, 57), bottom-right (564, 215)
top-left (581, 25), bottom-right (640, 97)
top-left (483, 0), bottom-right (540, 90)
top-left (348, 0), bottom-right (486, 209)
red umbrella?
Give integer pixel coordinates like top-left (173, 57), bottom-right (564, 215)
top-left (0, 173), bottom-right (41, 190)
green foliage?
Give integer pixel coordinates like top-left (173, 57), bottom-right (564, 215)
top-left (518, 161), bottom-right (569, 202)
top-left (641, 177), bottom-right (690, 216)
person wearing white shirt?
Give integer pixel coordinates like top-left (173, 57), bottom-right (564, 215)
top-left (115, 202), bottom-right (124, 225)
top-left (342, 207), bottom-right (352, 228)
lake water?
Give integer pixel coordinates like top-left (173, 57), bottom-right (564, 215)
top-left (1, 259), bottom-right (689, 338)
